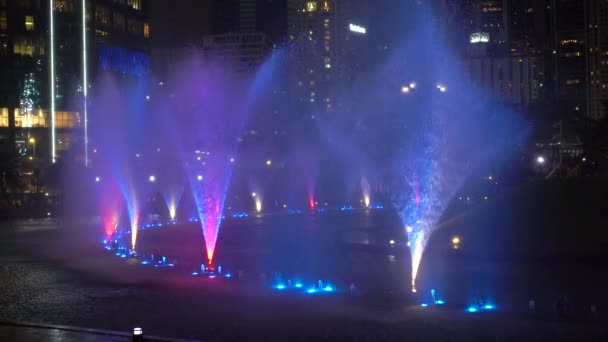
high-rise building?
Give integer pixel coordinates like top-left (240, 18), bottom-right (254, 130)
top-left (468, 0), bottom-right (552, 107)
top-left (211, 0), bottom-right (287, 44)
top-left (0, 0), bottom-right (149, 190)
top-left (287, 0), bottom-right (370, 117)
top-left (202, 31), bottom-right (272, 77)
top-left (552, 0), bottom-right (608, 120)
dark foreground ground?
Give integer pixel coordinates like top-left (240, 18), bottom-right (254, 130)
top-left (0, 218), bottom-right (606, 341)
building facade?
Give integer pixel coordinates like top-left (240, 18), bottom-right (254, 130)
top-left (0, 0), bottom-right (149, 194)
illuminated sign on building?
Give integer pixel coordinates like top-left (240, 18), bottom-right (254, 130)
top-left (470, 32), bottom-right (490, 44)
top-left (349, 23), bottom-right (366, 34)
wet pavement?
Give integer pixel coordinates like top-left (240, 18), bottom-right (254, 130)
top-left (0, 218), bottom-right (607, 341)
top-left (0, 321), bottom-right (201, 341)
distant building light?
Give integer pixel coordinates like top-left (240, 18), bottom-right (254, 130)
top-left (470, 32), bottom-right (490, 44)
top-left (349, 23), bottom-right (367, 34)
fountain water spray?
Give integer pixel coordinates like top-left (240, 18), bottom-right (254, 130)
top-left (163, 186), bottom-right (184, 220)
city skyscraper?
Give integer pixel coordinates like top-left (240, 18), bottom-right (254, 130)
top-left (0, 0), bottom-right (149, 191)
top-left (552, 0), bottom-right (608, 120)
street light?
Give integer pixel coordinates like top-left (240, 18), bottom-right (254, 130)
top-left (29, 137), bottom-right (36, 160)
top-left (536, 156), bottom-right (545, 164)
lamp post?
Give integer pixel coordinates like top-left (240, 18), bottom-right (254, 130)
top-left (29, 137), bottom-right (36, 160)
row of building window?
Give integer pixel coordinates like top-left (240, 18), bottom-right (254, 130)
top-left (14, 37), bottom-right (45, 56)
top-left (0, 13), bottom-right (35, 32)
top-left (0, 108), bottom-right (80, 128)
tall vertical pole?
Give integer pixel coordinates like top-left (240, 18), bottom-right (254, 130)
top-left (49, 0), bottom-right (56, 163)
top-left (82, 0), bottom-right (88, 167)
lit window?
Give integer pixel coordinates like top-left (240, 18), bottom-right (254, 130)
top-left (306, 1), bottom-right (317, 12)
top-left (0, 11), bottom-right (6, 30)
top-left (0, 108), bottom-right (8, 127)
top-left (95, 7), bottom-right (110, 25)
top-left (54, 0), bottom-right (75, 12)
top-left (143, 22), bottom-right (149, 38)
top-left (13, 37), bottom-right (44, 56)
top-left (14, 108), bottom-right (48, 128)
top-left (322, 1), bottom-right (330, 12)
top-left (127, 0), bottom-right (141, 10)
top-left (113, 12), bottom-right (125, 30)
top-left (25, 15), bottom-right (34, 31)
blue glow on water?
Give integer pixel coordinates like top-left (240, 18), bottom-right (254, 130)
top-left (483, 304), bottom-right (495, 310)
top-left (294, 283), bottom-right (303, 288)
top-left (340, 205), bottom-right (354, 211)
top-left (232, 212), bottom-right (248, 218)
top-left (323, 285), bottom-right (334, 292)
top-left (192, 272), bottom-right (199, 276)
top-left (140, 260), bottom-right (149, 265)
top-left (275, 284), bottom-right (286, 290)
top-left (287, 208), bottom-right (302, 214)
top-left (162, 256), bottom-right (167, 263)
top-left (225, 273), bottom-right (232, 278)
top-left (209, 274), bottom-right (216, 279)
top-left (435, 300), bottom-right (445, 305)
top-left (467, 306), bottom-right (478, 313)
top-left (306, 288), bottom-right (317, 294)
top-left (369, 204), bottom-right (384, 209)
top-left (420, 303), bottom-right (428, 307)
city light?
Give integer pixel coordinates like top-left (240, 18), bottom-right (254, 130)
top-left (255, 197), bottom-right (262, 213)
top-left (349, 23), bottom-right (367, 34)
top-left (266, 159), bottom-right (272, 166)
top-left (401, 86), bottom-right (410, 94)
top-left (169, 205), bottom-right (176, 220)
top-left (537, 156), bottom-right (545, 164)
top-left (95, 176), bottom-right (100, 182)
top-left (452, 236), bottom-right (461, 250)
top-left (364, 195), bottom-right (370, 208)
top-left (82, 0), bottom-right (88, 167)
top-left (470, 32), bottom-right (490, 44)
top-left (409, 82), bottom-right (416, 89)
top-left (197, 175), bottom-right (203, 181)
top-left (49, 0), bottom-right (56, 163)
top-left (149, 175), bottom-right (156, 183)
